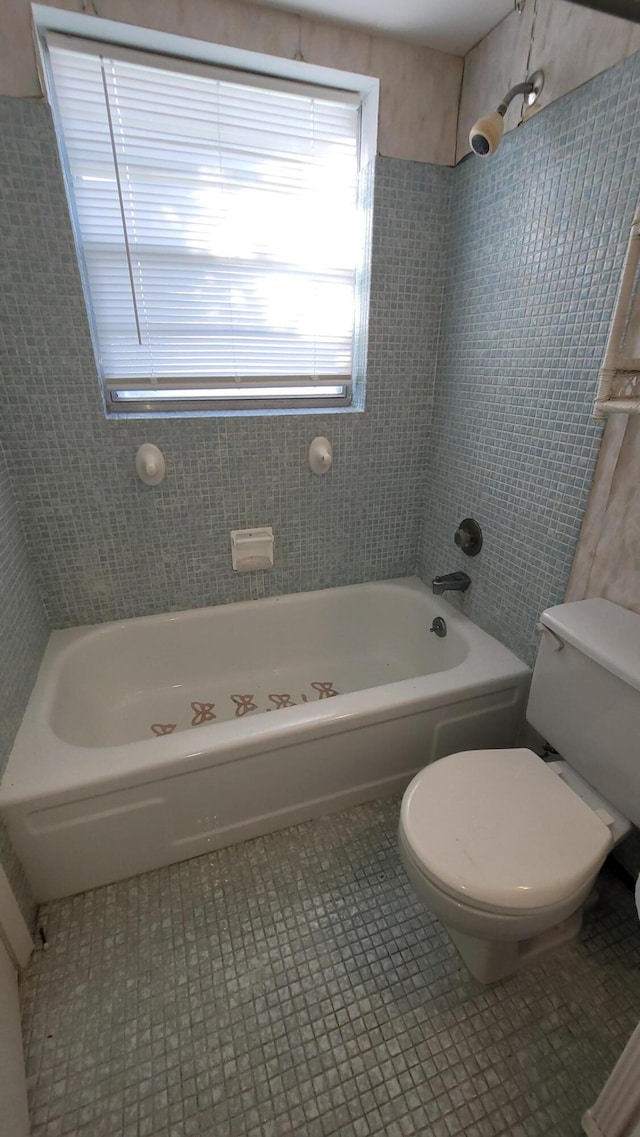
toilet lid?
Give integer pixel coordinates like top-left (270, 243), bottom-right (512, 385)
top-left (401, 748), bottom-right (613, 913)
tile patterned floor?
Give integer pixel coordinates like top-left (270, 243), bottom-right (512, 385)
top-left (21, 798), bottom-right (640, 1137)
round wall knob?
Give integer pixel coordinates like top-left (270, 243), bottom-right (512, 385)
top-left (308, 437), bottom-right (333, 475)
top-left (454, 518), bottom-right (483, 556)
top-left (135, 443), bottom-right (166, 486)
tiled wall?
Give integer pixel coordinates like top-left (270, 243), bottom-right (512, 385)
top-left (418, 50), bottom-right (640, 665)
top-left (0, 442), bottom-right (48, 925)
top-left (1, 48), bottom-right (638, 796)
top-left (0, 97), bottom-right (452, 629)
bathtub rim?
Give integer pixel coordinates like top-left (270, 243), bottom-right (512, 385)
top-left (0, 577), bottom-right (531, 810)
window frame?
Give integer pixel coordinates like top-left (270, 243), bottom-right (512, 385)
top-left (33, 6), bottom-right (378, 418)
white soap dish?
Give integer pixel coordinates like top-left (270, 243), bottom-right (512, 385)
top-left (230, 527), bottom-right (274, 571)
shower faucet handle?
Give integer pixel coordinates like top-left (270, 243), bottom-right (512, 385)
top-left (454, 518), bottom-right (483, 557)
top-left (454, 527), bottom-right (473, 550)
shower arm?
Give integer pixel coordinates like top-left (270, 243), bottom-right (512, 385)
top-left (496, 81), bottom-right (535, 116)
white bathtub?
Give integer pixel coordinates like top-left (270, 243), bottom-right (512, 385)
top-left (0, 578), bottom-right (530, 901)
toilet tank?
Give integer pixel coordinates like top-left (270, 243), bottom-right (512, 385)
top-left (527, 598), bottom-right (640, 828)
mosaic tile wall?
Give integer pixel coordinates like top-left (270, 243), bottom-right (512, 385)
top-left (0, 96), bottom-right (452, 628)
top-left (0, 441), bottom-right (48, 926)
top-left (418, 50), bottom-right (640, 665)
top-left (2, 51), bottom-right (639, 669)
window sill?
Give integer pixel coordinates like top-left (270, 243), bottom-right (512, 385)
top-left (105, 404), bottom-right (365, 421)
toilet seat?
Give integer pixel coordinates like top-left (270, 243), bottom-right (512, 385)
top-left (400, 748), bottom-right (613, 915)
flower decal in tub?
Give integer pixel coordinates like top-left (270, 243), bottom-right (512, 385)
top-left (190, 701), bottom-right (216, 726)
top-left (231, 694), bottom-right (259, 717)
top-left (149, 682), bottom-right (341, 736)
top-left (311, 681), bottom-right (339, 699)
top-left (267, 693), bottom-right (296, 710)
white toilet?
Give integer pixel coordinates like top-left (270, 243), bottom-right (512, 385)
top-left (398, 597), bottom-right (640, 983)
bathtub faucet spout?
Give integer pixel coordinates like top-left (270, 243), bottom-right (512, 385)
top-left (431, 571), bottom-right (471, 596)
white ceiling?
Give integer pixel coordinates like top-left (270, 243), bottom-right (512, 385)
top-left (250, 0), bottom-right (514, 56)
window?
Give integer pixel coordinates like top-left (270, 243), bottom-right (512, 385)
top-left (40, 29), bottom-right (372, 414)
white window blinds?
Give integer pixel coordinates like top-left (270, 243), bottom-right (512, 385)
top-left (43, 33), bottom-right (362, 412)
